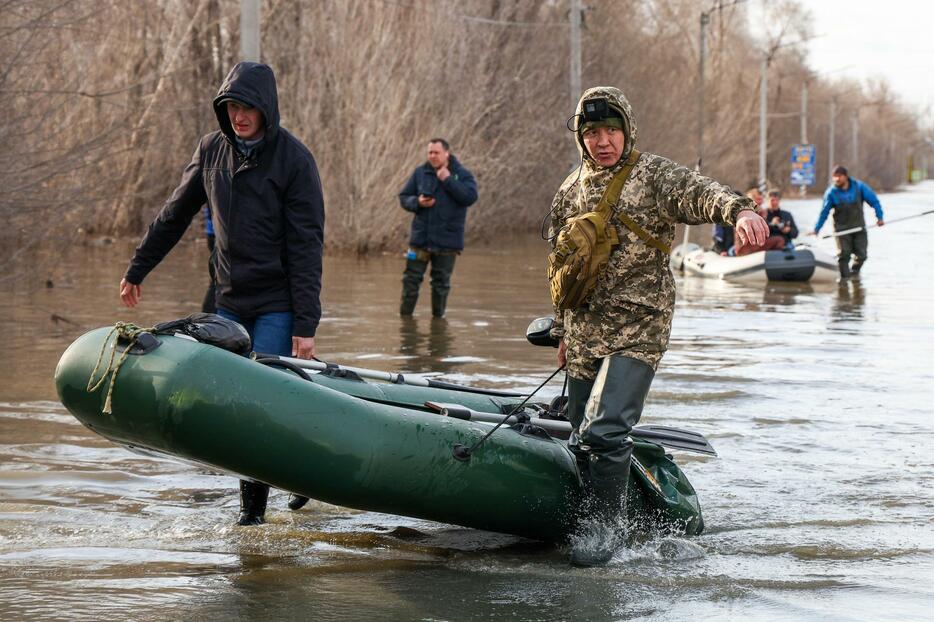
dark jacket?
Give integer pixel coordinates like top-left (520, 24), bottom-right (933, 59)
top-left (765, 207), bottom-right (798, 243)
top-left (125, 62), bottom-right (325, 337)
top-left (398, 155), bottom-right (477, 251)
top-left (712, 223), bottom-right (734, 253)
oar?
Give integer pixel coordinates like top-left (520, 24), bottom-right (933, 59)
top-left (253, 352), bottom-right (525, 398)
top-left (258, 355), bottom-right (716, 455)
top-left (819, 209), bottom-right (934, 239)
top-left (425, 402), bottom-right (717, 456)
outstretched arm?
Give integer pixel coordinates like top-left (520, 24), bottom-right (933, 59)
top-left (812, 192), bottom-right (834, 234)
top-left (651, 157), bottom-right (767, 246)
top-left (121, 143), bottom-right (207, 305)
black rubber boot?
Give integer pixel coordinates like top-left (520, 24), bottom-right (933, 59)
top-left (287, 494), bottom-right (310, 511)
top-left (429, 253), bottom-right (456, 318)
top-left (837, 257), bottom-right (852, 280)
top-left (567, 356), bottom-right (655, 567)
top-left (400, 257), bottom-right (427, 316)
top-left (430, 290), bottom-right (447, 318)
top-left (237, 480), bottom-right (270, 526)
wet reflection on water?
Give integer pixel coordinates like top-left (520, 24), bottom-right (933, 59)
top-left (2, 186), bottom-right (934, 620)
top-left (398, 316), bottom-right (456, 373)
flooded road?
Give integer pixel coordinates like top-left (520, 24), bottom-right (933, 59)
top-left (2, 183), bottom-right (933, 620)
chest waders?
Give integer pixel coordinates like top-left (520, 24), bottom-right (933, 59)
top-left (566, 354), bottom-right (655, 566)
top-left (400, 249), bottom-right (458, 318)
top-left (833, 186), bottom-right (869, 277)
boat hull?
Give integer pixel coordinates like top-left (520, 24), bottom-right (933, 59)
top-left (673, 243), bottom-right (837, 283)
top-left (55, 327), bottom-right (704, 541)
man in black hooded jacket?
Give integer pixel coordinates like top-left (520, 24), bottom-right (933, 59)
top-left (119, 62), bottom-right (324, 526)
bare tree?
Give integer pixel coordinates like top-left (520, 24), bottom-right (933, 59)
top-left (2, 0), bottom-right (929, 265)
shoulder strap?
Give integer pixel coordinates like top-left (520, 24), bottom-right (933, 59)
top-left (615, 210), bottom-right (672, 255)
top-left (596, 150), bottom-right (672, 255)
top-left (595, 149), bottom-right (640, 219)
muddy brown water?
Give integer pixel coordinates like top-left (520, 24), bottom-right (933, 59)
top-left (2, 184), bottom-right (933, 620)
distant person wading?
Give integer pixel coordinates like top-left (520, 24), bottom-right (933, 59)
top-left (398, 138), bottom-right (478, 318)
top-left (810, 165), bottom-right (884, 280)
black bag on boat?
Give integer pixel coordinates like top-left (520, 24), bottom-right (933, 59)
top-left (152, 313), bottom-right (251, 356)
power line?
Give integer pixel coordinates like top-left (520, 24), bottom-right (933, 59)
top-left (371, 0), bottom-right (568, 28)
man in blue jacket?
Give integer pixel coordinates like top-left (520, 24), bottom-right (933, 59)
top-left (119, 62), bottom-right (323, 526)
top-left (811, 165), bottom-right (884, 279)
top-left (398, 138), bottom-right (478, 318)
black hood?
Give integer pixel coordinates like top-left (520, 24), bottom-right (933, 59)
top-left (212, 62), bottom-right (280, 144)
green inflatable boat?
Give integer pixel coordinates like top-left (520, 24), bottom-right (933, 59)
top-left (55, 323), bottom-right (710, 542)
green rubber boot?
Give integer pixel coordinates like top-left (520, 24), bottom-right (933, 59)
top-left (567, 355), bottom-right (655, 567)
top-left (569, 453), bottom-right (630, 567)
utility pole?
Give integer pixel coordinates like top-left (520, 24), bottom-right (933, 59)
top-left (241, 0), bottom-right (261, 62)
top-left (799, 81), bottom-right (808, 196)
top-left (800, 82), bottom-right (808, 144)
top-left (682, 0), bottom-right (745, 265)
top-left (569, 0), bottom-right (582, 164)
top-left (758, 55), bottom-right (768, 192)
top-left (697, 11), bottom-right (709, 172)
top-left (696, 0), bottom-right (747, 174)
top-left (570, 0), bottom-right (582, 113)
top-left (851, 112), bottom-right (859, 169)
top-left (757, 35), bottom-right (814, 195)
top-left (828, 97), bottom-right (836, 182)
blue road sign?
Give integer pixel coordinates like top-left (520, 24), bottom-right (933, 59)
top-left (791, 144), bottom-right (816, 186)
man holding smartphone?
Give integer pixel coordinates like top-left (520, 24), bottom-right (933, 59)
top-left (398, 138), bottom-right (478, 318)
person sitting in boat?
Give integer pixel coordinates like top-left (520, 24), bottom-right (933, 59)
top-left (748, 186), bottom-right (766, 218)
top-left (713, 188), bottom-right (779, 256)
top-left (712, 222), bottom-right (734, 255)
top-left (548, 86), bottom-right (768, 566)
top-left (765, 190), bottom-right (798, 248)
top-left (118, 62), bottom-right (324, 527)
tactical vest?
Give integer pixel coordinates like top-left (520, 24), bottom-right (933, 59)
top-left (832, 183), bottom-right (866, 231)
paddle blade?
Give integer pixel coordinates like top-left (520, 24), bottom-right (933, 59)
top-left (631, 425), bottom-right (717, 457)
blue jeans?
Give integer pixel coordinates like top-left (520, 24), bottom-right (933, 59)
top-left (216, 309), bottom-right (293, 357)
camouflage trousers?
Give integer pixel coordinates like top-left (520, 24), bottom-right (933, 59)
top-left (400, 250), bottom-right (458, 318)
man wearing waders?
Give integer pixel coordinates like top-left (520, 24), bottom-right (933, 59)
top-left (548, 86), bottom-right (769, 566)
top-left (119, 62), bottom-right (323, 526)
top-left (398, 138), bottom-right (478, 318)
top-left (810, 165), bottom-right (884, 280)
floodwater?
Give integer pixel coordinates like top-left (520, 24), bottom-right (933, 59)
top-left (2, 183), bottom-right (933, 621)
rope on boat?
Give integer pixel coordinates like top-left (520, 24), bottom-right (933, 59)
top-left (86, 322), bottom-right (153, 414)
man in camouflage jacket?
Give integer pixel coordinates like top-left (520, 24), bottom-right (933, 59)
top-left (549, 86), bottom-right (768, 566)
